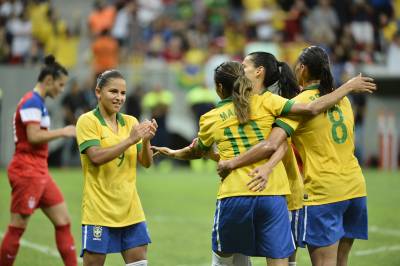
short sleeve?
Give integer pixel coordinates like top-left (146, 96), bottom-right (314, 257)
top-left (274, 116), bottom-right (301, 137)
top-left (20, 98), bottom-right (42, 124)
top-left (76, 115), bottom-right (100, 153)
top-left (263, 93), bottom-right (294, 117)
top-left (197, 114), bottom-right (214, 151)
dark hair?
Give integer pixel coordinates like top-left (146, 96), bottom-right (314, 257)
top-left (96, 69), bottom-right (124, 89)
top-left (298, 46), bottom-right (334, 96)
top-left (37, 55), bottom-right (68, 82)
top-left (214, 61), bottom-right (253, 124)
top-left (248, 52), bottom-right (299, 99)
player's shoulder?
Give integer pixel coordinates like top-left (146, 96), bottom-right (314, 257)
top-left (20, 91), bottom-right (44, 109)
top-left (77, 110), bottom-right (98, 125)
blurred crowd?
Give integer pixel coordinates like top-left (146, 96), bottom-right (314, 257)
top-left (1, 0), bottom-right (400, 167)
top-left (1, 0), bottom-right (400, 74)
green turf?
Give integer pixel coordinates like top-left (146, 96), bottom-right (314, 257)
top-left (0, 167), bottom-right (399, 266)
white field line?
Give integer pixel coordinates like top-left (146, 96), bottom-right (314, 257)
top-left (355, 245), bottom-right (400, 256)
top-left (0, 231), bottom-right (82, 264)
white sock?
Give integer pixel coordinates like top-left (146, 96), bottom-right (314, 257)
top-left (233, 253), bottom-right (252, 266)
top-left (289, 262), bottom-right (297, 266)
top-left (212, 251), bottom-right (234, 266)
top-left (126, 260), bottom-right (148, 266)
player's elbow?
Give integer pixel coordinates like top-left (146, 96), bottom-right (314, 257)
top-left (261, 140), bottom-right (279, 156)
top-left (141, 160), bottom-right (152, 168)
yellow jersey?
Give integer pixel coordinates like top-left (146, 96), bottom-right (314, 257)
top-left (283, 141), bottom-right (304, 211)
top-left (198, 92), bottom-right (294, 199)
top-left (76, 107), bottom-right (144, 227)
top-left (275, 86), bottom-right (367, 205)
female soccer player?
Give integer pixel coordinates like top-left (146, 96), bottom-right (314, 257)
top-left (241, 51), bottom-right (305, 266)
top-left (0, 55), bottom-right (77, 266)
top-left (217, 46), bottom-right (374, 266)
top-left (153, 60), bottom-right (374, 266)
top-left (76, 70), bottom-right (157, 266)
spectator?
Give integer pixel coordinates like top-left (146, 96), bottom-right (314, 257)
top-left (54, 25), bottom-right (79, 69)
top-left (0, 0), bottom-right (23, 19)
top-left (304, 0), bottom-right (339, 46)
top-left (350, 0), bottom-right (374, 46)
top-left (91, 29), bottom-right (119, 76)
top-left (6, 10), bottom-right (32, 64)
top-left (387, 31), bottom-right (400, 74)
top-left (88, 0), bottom-right (116, 37)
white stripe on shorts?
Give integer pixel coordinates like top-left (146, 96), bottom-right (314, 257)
top-left (294, 210), bottom-right (299, 241)
top-left (83, 225), bottom-right (88, 249)
top-left (303, 206), bottom-right (308, 242)
top-left (215, 200), bottom-right (222, 251)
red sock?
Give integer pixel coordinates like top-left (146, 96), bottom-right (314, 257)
top-left (0, 225), bottom-right (25, 266)
top-left (55, 224), bottom-right (77, 266)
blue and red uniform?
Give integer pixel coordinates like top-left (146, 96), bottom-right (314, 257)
top-left (8, 90), bottom-right (63, 215)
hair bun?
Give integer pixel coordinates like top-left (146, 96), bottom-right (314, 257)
top-left (44, 55), bottom-right (56, 65)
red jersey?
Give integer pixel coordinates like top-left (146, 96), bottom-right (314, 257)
top-left (8, 90), bottom-right (50, 178)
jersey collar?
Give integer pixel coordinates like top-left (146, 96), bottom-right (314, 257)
top-left (303, 83), bottom-right (320, 91)
top-left (216, 97), bottom-right (232, 108)
top-left (93, 106), bottom-right (126, 127)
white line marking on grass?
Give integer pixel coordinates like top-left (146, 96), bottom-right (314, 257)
top-left (369, 225), bottom-right (400, 237)
top-left (355, 245), bottom-right (400, 256)
top-left (0, 231), bottom-right (82, 264)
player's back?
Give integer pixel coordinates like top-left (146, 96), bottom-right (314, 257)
top-left (198, 92), bottom-right (292, 199)
top-left (277, 88), bottom-right (366, 205)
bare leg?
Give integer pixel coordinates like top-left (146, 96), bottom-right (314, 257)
top-left (41, 202), bottom-right (71, 226)
top-left (308, 242), bottom-right (339, 266)
top-left (337, 238), bottom-right (354, 266)
top-left (83, 251), bottom-right (106, 266)
top-left (266, 257), bottom-right (288, 266)
top-left (121, 245), bottom-right (148, 264)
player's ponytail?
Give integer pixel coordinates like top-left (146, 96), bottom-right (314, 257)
top-left (38, 55), bottom-right (68, 82)
top-left (247, 52), bottom-right (299, 99)
top-left (319, 63), bottom-right (334, 96)
top-left (277, 61), bottom-right (300, 99)
top-left (298, 46), bottom-right (334, 96)
top-left (232, 74), bottom-right (252, 124)
top-left (214, 61), bottom-right (253, 124)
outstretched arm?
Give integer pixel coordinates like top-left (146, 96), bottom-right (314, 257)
top-left (152, 142), bottom-right (207, 161)
top-left (217, 127), bottom-right (288, 178)
top-left (289, 74), bottom-right (376, 116)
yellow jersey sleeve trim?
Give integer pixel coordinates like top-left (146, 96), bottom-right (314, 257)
top-left (275, 119), bottom-right (294, 137)
top-left (198, 138), bottom-right (211, 151)
top-left (281, 99), bottom-right (295, 116)
top-left (137, 143), bottom-right (142, 152)
top-left (79, 139), bottom-right (100, 153)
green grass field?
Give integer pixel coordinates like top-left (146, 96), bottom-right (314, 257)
top-left (1, 167), bottom-right (399, 266)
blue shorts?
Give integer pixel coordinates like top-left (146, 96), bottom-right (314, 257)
top-left (80, 222), bottom-right (151, 256)
top-left (301, 197), bottom-right (368, 247)
top-left (289, 208), bottom-right (305, 248)
top-left (212, 196), bottom-right (295, 259)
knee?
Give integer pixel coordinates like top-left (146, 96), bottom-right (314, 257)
top-left (10, 214), bottom-right (30, 228)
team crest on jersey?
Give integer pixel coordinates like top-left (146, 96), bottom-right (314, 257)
top-left (93, 226), bottom-right (102, 240)
top-left (28, 196), bottom-right (36, 209)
